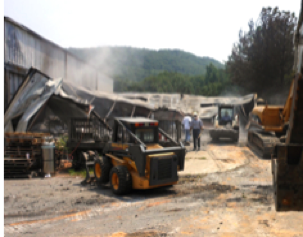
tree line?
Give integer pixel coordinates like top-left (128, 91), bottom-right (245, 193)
top-left (226, 7), bottom-right (297, 97)
top-left (114, 64), bottom-right (229, 96)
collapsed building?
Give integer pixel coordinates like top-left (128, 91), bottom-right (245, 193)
top-left (4, 17), bottom-right (257, 143)
top-left (4, 69), bottom-right (153, 136)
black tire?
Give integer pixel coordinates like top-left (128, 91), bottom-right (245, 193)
top-left (109, 166), bottom-right (132, 195)
top-left (94, 156), bottom-right (112, 184)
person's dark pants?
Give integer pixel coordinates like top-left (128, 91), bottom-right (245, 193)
top-left (193, 129), bottom-right (200, 149)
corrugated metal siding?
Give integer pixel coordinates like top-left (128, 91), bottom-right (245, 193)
top-left (5, 20), bottom-right (65, 77)
top-left (3, 18), bottom-right (113, 92)
top-left (4, 18), bottom-right (113, 106)
top-left (2, 69), bottom-right (8, 112)
top-left (4, 69), bottom-right (24, 104)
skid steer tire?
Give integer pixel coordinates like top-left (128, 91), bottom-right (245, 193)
top-left (94, 156), bottom-right (112, 184)
top-left (110, 166), bottom-right (132, 195)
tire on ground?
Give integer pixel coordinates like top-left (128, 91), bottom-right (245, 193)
top-left (94, 156), bottom-right (112, 184)
top-left (109, 165), bottom-right (132, 195)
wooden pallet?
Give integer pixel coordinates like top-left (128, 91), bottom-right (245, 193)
top-left (5, 150), bottom-right (41, 156)
top-left (5, 132), bottom-right (51, 137)
top-left (4, 132), bottom-right (54, 179)
top-left (5, 137), bottom-right (49, 145)
top-left (4, 172), bottom-right (33, 179)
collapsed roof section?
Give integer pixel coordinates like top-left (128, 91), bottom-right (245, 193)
top-left (4, 68), bottom-right (154, 134)
top-left (4, 68), bottom-right (97, 133)
top-left (5, 68), bottom-right (257, 134)
top-left (62, 81), bottom-right (154, 120)
top-left (118, 93), bottom-right (257, 120)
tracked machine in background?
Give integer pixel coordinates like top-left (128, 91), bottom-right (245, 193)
top-left (209, 104), bottom-right (239, 143)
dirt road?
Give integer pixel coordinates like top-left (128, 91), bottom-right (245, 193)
top-left (4, 140), bottom-right (303, 237)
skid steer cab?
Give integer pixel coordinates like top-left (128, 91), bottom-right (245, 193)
top-left (86, 117), bottom-right (186, 195)
top-left (209, 104), bottom-right (239, 142)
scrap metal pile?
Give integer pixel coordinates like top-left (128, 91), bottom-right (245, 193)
top-left (4, 132), bottom-right (54, 178)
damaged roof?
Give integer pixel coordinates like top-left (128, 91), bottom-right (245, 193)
top-left (4, 68), bottom-right (154, 133)
top-left (118, 93), bottom-right (257, 119)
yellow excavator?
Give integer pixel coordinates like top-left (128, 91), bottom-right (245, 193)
top-left (247, 1), bottom-right (303, 211)
top-left (247, 80), bottom-right (295, 158)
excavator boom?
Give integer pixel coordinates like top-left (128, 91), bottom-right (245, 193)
top-left (271, 1), bottom-right (303, 211)
top-left (272, 74), bottom-right (303, 211)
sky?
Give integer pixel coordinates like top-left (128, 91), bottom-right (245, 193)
top-left (4, 0), bottom-right (301, 63)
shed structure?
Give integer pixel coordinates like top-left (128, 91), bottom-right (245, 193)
top-left (4, 16), bottom-right (113, 109)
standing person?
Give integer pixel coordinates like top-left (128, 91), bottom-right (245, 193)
top-left (190, 112), bottom-right (204, 151)
top-left (182, 115), bottom-right (192, 145)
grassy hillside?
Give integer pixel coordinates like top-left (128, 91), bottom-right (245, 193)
top-left (68, 47), bottom-right (224, 82)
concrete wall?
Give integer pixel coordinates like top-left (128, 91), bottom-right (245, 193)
top-left (4, 17), bottom-right (113, 108)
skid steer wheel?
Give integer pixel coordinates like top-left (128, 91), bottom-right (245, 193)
top-left (94, 156), bottom-right (112, 184)
top-left (110, 166), bottom-right (132, 195)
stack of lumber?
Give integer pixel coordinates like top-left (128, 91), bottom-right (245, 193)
top-left (4, 132), bottom-right (52, 178)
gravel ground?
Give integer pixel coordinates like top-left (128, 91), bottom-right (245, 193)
top-left (4, 136), bottom-right (303, 237)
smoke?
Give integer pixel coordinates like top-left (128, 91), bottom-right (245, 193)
top-left (219, 85), bottom-right (249, 97)
top-left (263, 92), bottom-right (288, 105)
top-left (66, 46), bottom-right (145, 92)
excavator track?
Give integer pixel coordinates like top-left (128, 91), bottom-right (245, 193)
top-left (247, 130), bottom-right (280, 158)
top-left (272, 74), bottom-right (303, 211)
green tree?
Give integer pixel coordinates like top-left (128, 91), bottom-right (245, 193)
top-left (227, 7), bottom-right (297, 94)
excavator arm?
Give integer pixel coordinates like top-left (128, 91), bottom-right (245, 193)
top-left (271, 73), bottom-right (303, 212)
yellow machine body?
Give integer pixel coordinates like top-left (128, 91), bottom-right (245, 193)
top-left (250, 79), bottom-right (295, 133)
top-left (106, 143), bottom-right (178, 190)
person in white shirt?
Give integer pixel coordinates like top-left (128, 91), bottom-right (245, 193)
top-left (182, 115), bottom-right (192, 144)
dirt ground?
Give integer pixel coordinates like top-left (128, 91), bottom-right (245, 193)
top-left (4, 132), bottom-right (303, 237)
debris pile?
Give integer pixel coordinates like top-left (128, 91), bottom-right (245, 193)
top-left (4, 132), bottom-right (55, 178)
